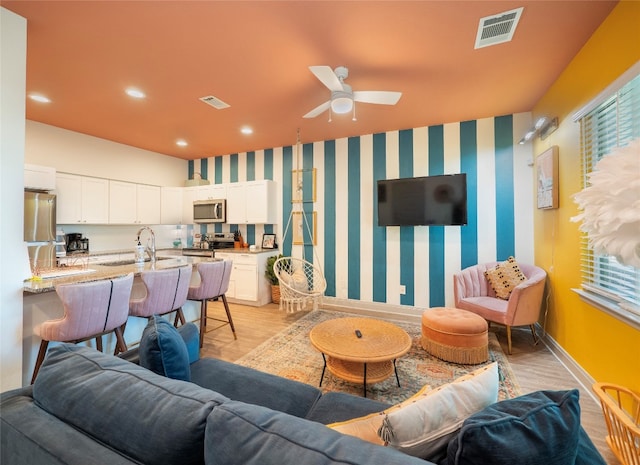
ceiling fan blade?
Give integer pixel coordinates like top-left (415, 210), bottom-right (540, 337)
top-left (303, 100), bottom-right (331, 118)
top-left (353, 91), bottom-right (402, 105)
top-left (309, 66), bottom-right (344, 92)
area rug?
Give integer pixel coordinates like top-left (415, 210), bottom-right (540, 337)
top-left (236, 309), bottom-right (521, 404)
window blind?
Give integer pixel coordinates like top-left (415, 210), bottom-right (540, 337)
top-left (577, 72), bottom-right (640, 319)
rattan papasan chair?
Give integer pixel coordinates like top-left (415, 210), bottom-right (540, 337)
top-left (273, 257), bottom-right (326, 313)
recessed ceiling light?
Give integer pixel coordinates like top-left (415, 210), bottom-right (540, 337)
top-left (240, 126), bottom-right (253, 135)
top-left (125, 88), bottom-right (145, 99)
top-left (176, 139), bottom-right (188, 147)
top-left (29, 94), bottom-right (51, 103)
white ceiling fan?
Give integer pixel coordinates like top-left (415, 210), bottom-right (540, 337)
top-left (303, 66), bottom-right (402, 120)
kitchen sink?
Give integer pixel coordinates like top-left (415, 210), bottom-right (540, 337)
top-left (100, 257), bottom-right (171, 266)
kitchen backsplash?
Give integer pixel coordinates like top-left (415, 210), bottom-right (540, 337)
top-left (55, 224), bottom-right (189, 253)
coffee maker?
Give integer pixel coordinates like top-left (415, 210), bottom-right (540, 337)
top-left (65, 233), bottom-right (89, 254)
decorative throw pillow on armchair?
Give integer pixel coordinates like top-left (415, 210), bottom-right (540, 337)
top-left (484, 256), bottom-right (526, 300)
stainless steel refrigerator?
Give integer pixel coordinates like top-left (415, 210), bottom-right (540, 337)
top-left (24, 191), bottom-right (62, 270)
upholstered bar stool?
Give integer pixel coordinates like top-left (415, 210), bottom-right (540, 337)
top-left (127, 265), bottom-right (192, 339)
top-left (187, 260), bottom-right (235, 347)
top-left (31, 273), bottom-right (134, 384)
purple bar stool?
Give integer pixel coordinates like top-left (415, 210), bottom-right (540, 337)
top-left (187, 260), bottom-right (235, 347)
top-left (127, 265), bottom-right (193, 338)
top-left (31, 273), bottom-right (134, 384)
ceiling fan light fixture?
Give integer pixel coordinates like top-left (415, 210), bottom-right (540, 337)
top-left (331, 96), bottom-right (353, 114)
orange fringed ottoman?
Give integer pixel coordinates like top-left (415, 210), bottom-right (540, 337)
top-left (421, 307), bottom-right (489, 364)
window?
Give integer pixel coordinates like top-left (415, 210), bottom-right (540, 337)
top-left (573, 65), bottom-right (640, 328)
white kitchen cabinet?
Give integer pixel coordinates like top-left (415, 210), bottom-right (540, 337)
top-left (108, 180), bottom-right (136, 223)
top-left (55, 173), bottom-right (109, 224)
top-left (198, 184), bottom-right (226, 201)
top-left (182, 187), bottom-right (199, 224)
top-left (215, 251), bottom-right (277, 306)
top-left (231, 263), bottom-right (257, 301)
top-left (136, 184), bottom-right (161, 224)
top-left (161, 187), bottom-right (183, 224)
top-left (224, 184), bottom-right (246, 225)
top-left (109, 181), bottom-right (160, 225)
top-left (24, 164), bottom-right (56, 191)
top-left (226, 180), bottom-right (277, 224)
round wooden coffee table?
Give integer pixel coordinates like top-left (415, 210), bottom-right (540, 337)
top-left (309, 317), bottom-right (412, 397)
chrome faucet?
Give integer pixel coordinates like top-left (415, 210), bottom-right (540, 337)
top-left (136, 226), bottom-right (156, 263)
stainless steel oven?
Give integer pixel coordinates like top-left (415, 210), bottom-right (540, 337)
top-left (181, 248), bottom-right (215, 258)
top-left (206, 232), bottom-right (235, 249)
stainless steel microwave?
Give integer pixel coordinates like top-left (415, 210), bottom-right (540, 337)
top-left (193, 199), bottom-right (226, 223)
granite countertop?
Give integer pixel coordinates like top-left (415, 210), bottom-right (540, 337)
top-left (211, 247), bottom-right (278, 255)
top-left (23, 246), bottom-right (280, 294)
top-left (23, 254), bottom-right (216, 294)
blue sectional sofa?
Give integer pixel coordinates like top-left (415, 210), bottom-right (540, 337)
top-left (1, 321), bottom-right (606, 465)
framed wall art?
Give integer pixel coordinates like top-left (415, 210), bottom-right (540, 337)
top-left (262, 233), bottom-right (277, 249)
top-left (291, 168), bottom-right (316, 203)
top-left (536, 146), bottom-right (559, 209)
top-left (292, 211), bottom-right (317, 245)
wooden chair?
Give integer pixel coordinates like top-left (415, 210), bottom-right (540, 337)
top-left (187, 260), bottom-right (235, 348)
top-left (31, 273), bottom-right (134, 384)
top-left (593, 382), bottom-right (640, 465)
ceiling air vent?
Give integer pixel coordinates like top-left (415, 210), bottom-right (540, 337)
top-left (199, 95), bottom-right (230, 110)
top-left (474, 7), bottom-right (523, 49)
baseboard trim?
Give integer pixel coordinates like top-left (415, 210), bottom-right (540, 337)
top-left (322, 297), bottom-right (422, 323)
top-left (539, 328), bottom-right (599, 405)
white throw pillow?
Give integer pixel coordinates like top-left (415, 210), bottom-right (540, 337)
top-left (328, 383), bottom-right (433, 445)
top-left (281, 268), bottom-right (308, 292)
top-left (377, 362), bottom-right (499, 460)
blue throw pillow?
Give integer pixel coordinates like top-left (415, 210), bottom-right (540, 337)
top-left (140, 315), bottom-right (190, 381)
top-left (177, 322), bottom-right (200, 364)
top-left (446, 390), bottom-right (581, 465)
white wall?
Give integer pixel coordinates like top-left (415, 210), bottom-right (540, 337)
top-left (0, 7), bottom-right (27, 391)
top-left (25, 120), bottom-right (187, 187)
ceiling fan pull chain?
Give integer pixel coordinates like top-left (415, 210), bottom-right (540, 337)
top-left (352, 103), bottom-right (357, 122)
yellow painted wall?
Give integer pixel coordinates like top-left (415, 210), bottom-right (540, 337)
top-left (532, 1), bottom-right (640, 394)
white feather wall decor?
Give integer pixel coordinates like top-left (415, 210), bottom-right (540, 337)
top-left (572, 138), bottom-right (640, 268)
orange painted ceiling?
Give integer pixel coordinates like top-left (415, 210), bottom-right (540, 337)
top-left (3, 0), bottom-right (617, 160)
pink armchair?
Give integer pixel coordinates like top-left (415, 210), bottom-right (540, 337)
top-left (453, 262), bottom-right (547, 354)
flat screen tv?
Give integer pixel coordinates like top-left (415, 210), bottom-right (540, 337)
top-left (377, 174), bottom-right (467, 226)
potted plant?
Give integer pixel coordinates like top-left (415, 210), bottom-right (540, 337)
top-left (265, 254), bottom-right (283, 304)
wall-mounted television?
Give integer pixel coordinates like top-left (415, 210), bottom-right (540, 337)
top-left (377, 174), bottom-right (467, 226)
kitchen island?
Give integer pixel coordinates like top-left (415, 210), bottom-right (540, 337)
top-left (24, 251), bottom-right (205, 294)
top-left (21, 248), bottom-right (276, 386)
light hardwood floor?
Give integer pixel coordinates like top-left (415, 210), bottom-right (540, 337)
top-left (200, 301), bottom-right (618, 464)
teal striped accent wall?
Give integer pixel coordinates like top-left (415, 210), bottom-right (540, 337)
top-left (194, 113), bottom-right (534, 310)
